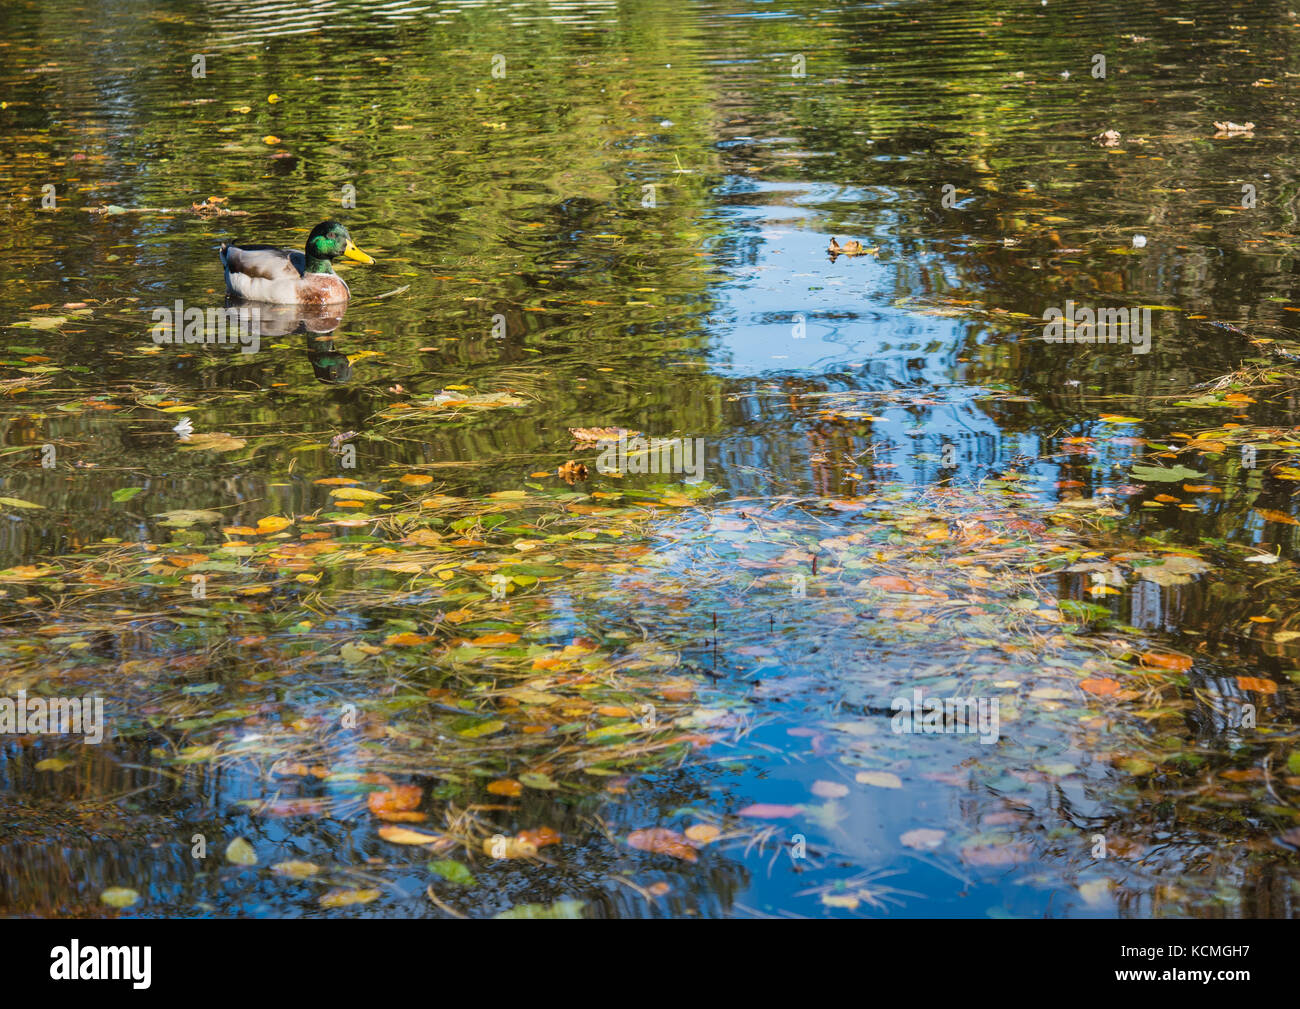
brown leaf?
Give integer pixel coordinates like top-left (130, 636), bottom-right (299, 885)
top-left (961, 843), bottom-right (1033, 866)
top-left (569, 427), bottom-right (639, 444)
top-left (557, 460), bottom-right (589, 484)
top-left (628, 828), bottom-right (698, 862)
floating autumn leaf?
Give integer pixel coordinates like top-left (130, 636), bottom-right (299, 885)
top-left (628, 827), bottom-right (698, 862)
top-left (458, 719), bottom-right (506, 738)
top-left (154, 508), bottom-right (224, 526)
top-left (470, 631), bottom-right (520, 645)
top-left (557, 460), bottom-right (589, 484)
top-left (427, 859), bottom-right (476, 886)
top-left (255, 515), bottom-right (293, 534)
top-left (1135, 554), bottom-right (1211, 586)
top-left (961, 843), bottom-right (1032, 866)
top-left (495, 899), bottom-right (584, 919)
top-left (367, 783), bottom-right (422, 818)
top-left (516, 826), bottom-right (561, 849)
top-left (1078, 879), bottom-right (1113, 907)
top-left (383, 631), bottom-right (433, 646)
top-left (1255, 508), bottom-right (1300, 526)
top-left (737, 803), bottom-right (804, 818)
top-left (900, 828), bottom-right (946, 850)
top-left (0, 564), bottom-right (57, 579)
top-left (684, 823), bottom-right (722, 844)
top-left (329, 487), bottom-right (389, 501)
top-left (811, 779), bottom-right (850, 798)
top-left (868, 575), bottom-right (916, 593)
top-left (1236, 676), bottom-right (1278, 694)
top-left (855, 770), bottom-right (903, 789)
top-left (100, 887), bottom-right (140, 908)
top-left (225, 837), bottom-right (257, 865)
top-left (399, 473), bottom-right (433, 485)
top-left (377, 825), bottom-right (451, 847)
top-left (481, 830), bottom-right (556, 858)
top-left (570, 426), bottom-right (640, 444)
top-left (177, 432), bottom-right (246, 452)
top-left (0, 496), bottom-right (43, 510)
top-left (319, 888), bottom-right (381, 908)
top-left (271, 861), bottom-right (320, 877)
top-left (1079, 677), bottom-right (1121, 696)
top-left (486, 778), bottom-right (523, 797)
top-left (1129, 463), bottom-right (1204, 483)
top-left (1140, 651), bottom-right (1193, 672)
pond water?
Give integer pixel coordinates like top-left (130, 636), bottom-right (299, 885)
top-left (1, 0), bottom-right (1299, 918)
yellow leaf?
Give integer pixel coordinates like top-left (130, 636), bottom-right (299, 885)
top-left (377, 825), bottom-right (449, 846)
top-left (855, 770), bottom-right (902, 788)
top-left (319, 888), bottom-right (381, 908)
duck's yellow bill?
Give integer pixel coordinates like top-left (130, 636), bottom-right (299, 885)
top-left (342, 240), bottom-right (375, 265)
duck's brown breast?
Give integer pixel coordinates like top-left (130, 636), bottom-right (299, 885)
top-left (299, 274), bottom-right (350, 306)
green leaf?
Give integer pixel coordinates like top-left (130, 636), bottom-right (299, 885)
top-left (0, 496), bottom-right (44, 510)
top-left (1129, 464), bottom-right (1205, 483)
top-left (111, 487), bottom-right (146, 503)
top-left (457, 719), bottom-right (505, 738)
top-left (427, 859), bottom-right (476, 886)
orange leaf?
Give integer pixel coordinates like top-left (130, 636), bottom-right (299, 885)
top-left (487, 778), bottom-right (523, 797)
top-left (1080, 677), bottom-right (1121, 696)
top-left (1236, 676), bottom-right (1278, 694)
top-left (367, 784), bottom-right (422, 817)
top-left (383, 632), bottom-right (433, 647)
top-left (869, 575), bottom-right (916, 593)
top-left (1140, 652), bottom-right (1193, 672)
top-left (471, 631), bottom-right (520, 645)
top-left (516, 826), bottom-right (561, 849)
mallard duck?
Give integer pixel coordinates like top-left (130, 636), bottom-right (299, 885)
top-left (220, 220), bottom-right (374, 305)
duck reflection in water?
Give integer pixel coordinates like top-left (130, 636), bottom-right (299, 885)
top-left (227, 300), bottom-right (356, 384)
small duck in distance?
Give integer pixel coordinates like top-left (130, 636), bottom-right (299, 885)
top-left (220, 220), bottom-right (375, 305)
top-left (827, 236), bottom-right (877, 260)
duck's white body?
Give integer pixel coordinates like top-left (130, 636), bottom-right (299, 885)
top-left (219, 243), bottom-right (350, 305)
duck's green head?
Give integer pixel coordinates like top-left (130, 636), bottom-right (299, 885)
top-left (304, 221), bottom-right (375, 273)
